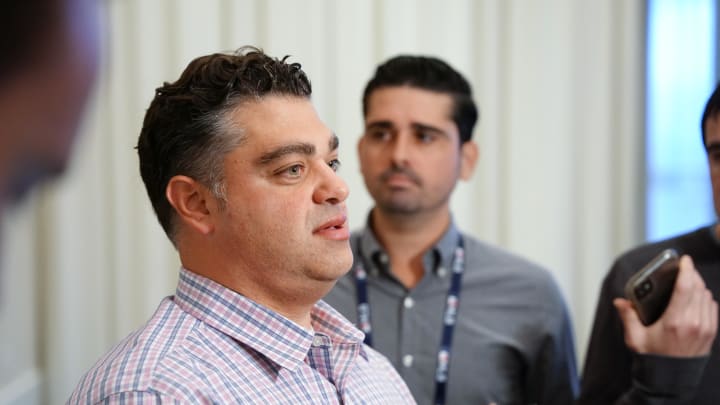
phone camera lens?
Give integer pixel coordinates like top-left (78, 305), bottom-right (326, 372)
top-left (635, 280), bottom-right (653, 299)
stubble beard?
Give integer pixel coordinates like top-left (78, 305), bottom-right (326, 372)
top-left (375, 192), bottom-right (423, 216)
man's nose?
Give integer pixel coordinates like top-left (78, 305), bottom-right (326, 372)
top-left (313, 164), bottom-right (349, 204)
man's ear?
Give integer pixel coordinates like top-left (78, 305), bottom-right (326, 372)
top-left (459, 140), bottom-right (479, 180)
top-left (166, 175), bottom-right (215, 235)
top-left (357, 135), bottom-right (366, 163)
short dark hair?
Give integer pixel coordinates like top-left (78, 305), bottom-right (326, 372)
top-left (136, 46), bottom-right (312, 242)
top-left (362, 55), bottom-right (478, 143)
top-left (701, 82), bottom-right (720, 148)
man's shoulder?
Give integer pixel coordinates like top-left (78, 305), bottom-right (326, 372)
top-left (612, 226), bottom-right (715, 277)
top-left (458, 235), bottom-right (573, 340)
top-left (460, 234), bottom-right (568, 307)
top-left (68, 297), bottom-right (200, 403)
top-left (462, 234), bottom-right (555, 281)
top-left (597, 226), bottom-right (717, 299)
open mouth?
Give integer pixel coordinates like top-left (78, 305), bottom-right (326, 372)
top-left (316, 216), bottom-right (346, 231)
top-left (314, 215), bottom-right (350, 240)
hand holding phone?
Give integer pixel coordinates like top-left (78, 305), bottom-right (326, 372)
top-left (624, 248), bottom-right (679, 325)
top-left (615, 254), bottom-right (717, 357)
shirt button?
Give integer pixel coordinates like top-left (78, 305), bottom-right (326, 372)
top-left (402, 354), bottom-right (414, 368)
top-left (312, 336), bottom-right (324, 347)
top-left (403, 297), bottom-right (414, 309)
top-left (437, 266), bottom-right (447, 277)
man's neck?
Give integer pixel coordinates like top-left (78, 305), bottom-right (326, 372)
top-left (370, 207), bottom-right (451, 288)
top-left (178, 243), bottom-right (320, 330)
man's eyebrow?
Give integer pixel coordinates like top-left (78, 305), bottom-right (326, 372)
top-left (365, 121), bottom-right (447, 137)
top-left (365, 121), bottom-right (394, 131)
top-left (412, 122), bottom-right (448, 136)
top-left (329, 133), bottom-right (339, 152)
top-left (257, 133), bottom-right (338, 165)
top-left (258, 143), bottom-right (316, 164)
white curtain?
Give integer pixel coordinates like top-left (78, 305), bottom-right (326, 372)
top-left (0, 0), bottom-right (644, 402)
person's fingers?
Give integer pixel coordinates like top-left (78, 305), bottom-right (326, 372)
top-left (684, 274), bottom-right (703, 321)
top-left (686, 288), bottom-right (712, 354)
top-left (700, 289), bottom-right (718, 353)
top-left (664, 256), bottom-right (697, 314)
top-left (669, 258), bottom-right (708, 339)
top-left (614, 298), bottom-right (637, 323)
top-left (614, 298), bottom-right (644, 351)
top-left (618, 255), bottom-right (717, 357)
top-left (675, 284), bottom-right (704, 352)
top-left (664, 258), bottom-right (716, 355)
top-left (710, 296), bottom-right (719, 341)
top-left (684, 256), bottom-right (708, 291)
top-left (697, 288), bottom-right (711, 333)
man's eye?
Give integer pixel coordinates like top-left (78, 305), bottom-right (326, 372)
top-left (284, 164), bottom-right (304, 177)
top-left (417, 131), bottom-right (436, 143)
top-left (328, 159), bottom-right (341, 172)
top-left (366, 129), bottom-right (391, 141)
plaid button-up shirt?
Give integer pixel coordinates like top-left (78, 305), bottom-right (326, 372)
top-left (68, 268), bottom-right (415, 404)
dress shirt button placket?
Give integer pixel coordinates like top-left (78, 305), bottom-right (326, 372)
top-left (312, 336), bottom-right (325, 347)
top-left (400, 295), bottom-right (416, 371)
top-left (402, 354), bottom-right (414, 368)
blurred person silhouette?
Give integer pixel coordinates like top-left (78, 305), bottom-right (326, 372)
top-left (0, 0), bottom-right (100, 206)
top-left (68, 47), bottom-right (415, 404)
top-left (324, 55), bottom-right (579, 405)
top-left (579, 83), bottom-right (720, 404)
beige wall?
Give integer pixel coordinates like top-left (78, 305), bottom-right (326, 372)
top-left (0, 0), bottom-right (644, 403)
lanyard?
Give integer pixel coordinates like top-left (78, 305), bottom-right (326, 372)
top-left (353, 236), bottom-right (465, 405)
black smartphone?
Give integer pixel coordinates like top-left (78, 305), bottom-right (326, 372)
top-left (623, 248), bottom-right (680, 326)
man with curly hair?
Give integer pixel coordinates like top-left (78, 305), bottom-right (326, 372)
top-left (68, 47), bottom-right (414, 404)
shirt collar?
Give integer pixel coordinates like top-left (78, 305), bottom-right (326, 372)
top-left (174, 268), bottom-right (366, 371)
top-left (434, 217), bottom-right (462, 268)
top-left (357, 212), bottom-right (462, 276)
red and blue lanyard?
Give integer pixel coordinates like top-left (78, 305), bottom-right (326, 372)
top-left (353, 236), bottom-right (465, 405)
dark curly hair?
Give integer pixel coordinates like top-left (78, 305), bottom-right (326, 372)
top-left (137, 46), bottom-right (312, 243)
top-left (362, 55), bottom-right (478, 143)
